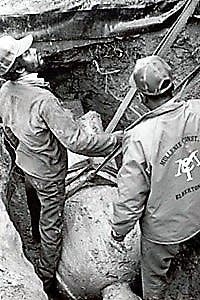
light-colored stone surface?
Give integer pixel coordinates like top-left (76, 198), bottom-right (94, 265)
top-left (58, 183), bottom-right (141, 299)
top-left (58, 112), bottom-right (141, 299)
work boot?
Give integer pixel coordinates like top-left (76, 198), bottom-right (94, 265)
top-left (47, 290), bottom-right (69, 300)
top-left (46, 280), bottom-right (69, 300)
top-left (30, 226), bottom-right (41, 244)
top-left (32, 228), bottom-right (41, 244)
top-left (34, 264), bottom-right (68, 300)
top-left (44, 276), bottom-right (58, 299)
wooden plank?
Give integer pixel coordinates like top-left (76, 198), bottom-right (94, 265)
top-left (105, 85), bottom-right (137, 132)
top-left (154, 0), bottom-right (200, 56)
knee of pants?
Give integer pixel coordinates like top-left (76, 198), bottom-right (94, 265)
top-left (141, 238), bottom-right (179, 299)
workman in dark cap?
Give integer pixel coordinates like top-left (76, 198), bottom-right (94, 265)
top-left (0, 33), bottom-right (122, 300)
top-left (111, 55), bottom-right (200, 300)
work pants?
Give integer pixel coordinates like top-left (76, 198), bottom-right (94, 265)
top-left (25, 173), bottom-right (66, 293)
top-left (25, 177), bottom-right (41, 242)
top-left (141, 234), bottom-right (199, 300)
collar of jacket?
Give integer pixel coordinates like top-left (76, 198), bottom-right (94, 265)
top-left (126, 95), bottom-right (184, 132)
top-left (16, 73), bottom-right (50, 88)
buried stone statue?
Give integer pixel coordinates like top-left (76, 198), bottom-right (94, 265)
top-left (58, 182), bottom-right (141, 300)
top-left (57, 111), bottom-right (141, 300)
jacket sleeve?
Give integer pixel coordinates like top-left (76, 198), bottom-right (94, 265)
top-left (40, 95), bottom-right (118, 157)
top-left (111, 131), bottom-right (150, 236)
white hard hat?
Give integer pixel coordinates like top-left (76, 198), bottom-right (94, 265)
top-left (131, 55), bottom-right (173, 96)
top-left (0, 34), bottom-right (33, 76)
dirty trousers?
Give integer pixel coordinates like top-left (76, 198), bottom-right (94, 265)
top-left (141, 236), bottom-right (180, 300)
top-left (25, 173), bottom-right (65, 292)
top-left (141, 232), bottom-right (200, 299)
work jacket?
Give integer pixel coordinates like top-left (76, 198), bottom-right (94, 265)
top-left (0, 74), bottom-right (117, 181)
top-left (112, 97), bottom-right (200, 244)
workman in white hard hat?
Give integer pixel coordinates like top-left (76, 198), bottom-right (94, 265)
top-left (111, 55), bottom-right (200, 300)
top-left (0, 34), bottom-right (122, 300)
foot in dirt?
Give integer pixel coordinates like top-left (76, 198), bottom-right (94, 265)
top-left (47, 286), bottom-right (69, 300)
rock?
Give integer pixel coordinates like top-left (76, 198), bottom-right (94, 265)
top-left (58, 184), bottom-right (141, 300)
top-left (57, 111), bottom-right (141, 300)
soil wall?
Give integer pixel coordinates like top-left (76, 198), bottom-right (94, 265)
top-left (47, 21), bottom-right (200, 131)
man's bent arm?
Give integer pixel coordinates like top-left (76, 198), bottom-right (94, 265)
top-left (40, 96), bottom-right (119, 157)
top-left (111, 133), bottom-right (150, 237)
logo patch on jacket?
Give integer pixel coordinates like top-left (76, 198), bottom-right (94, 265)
top-left (175, 150), bottom-right (200, 182)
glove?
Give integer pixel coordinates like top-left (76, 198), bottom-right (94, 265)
top-left (111, 230), bottom-right (125, 242)
top-left (112, 130), bottom-right (124, 145)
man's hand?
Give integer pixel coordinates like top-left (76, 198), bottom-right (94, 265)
top-left (111, 230), bottom-right (125, 242)
top-left (111, 130), bottom-right (124, 144)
